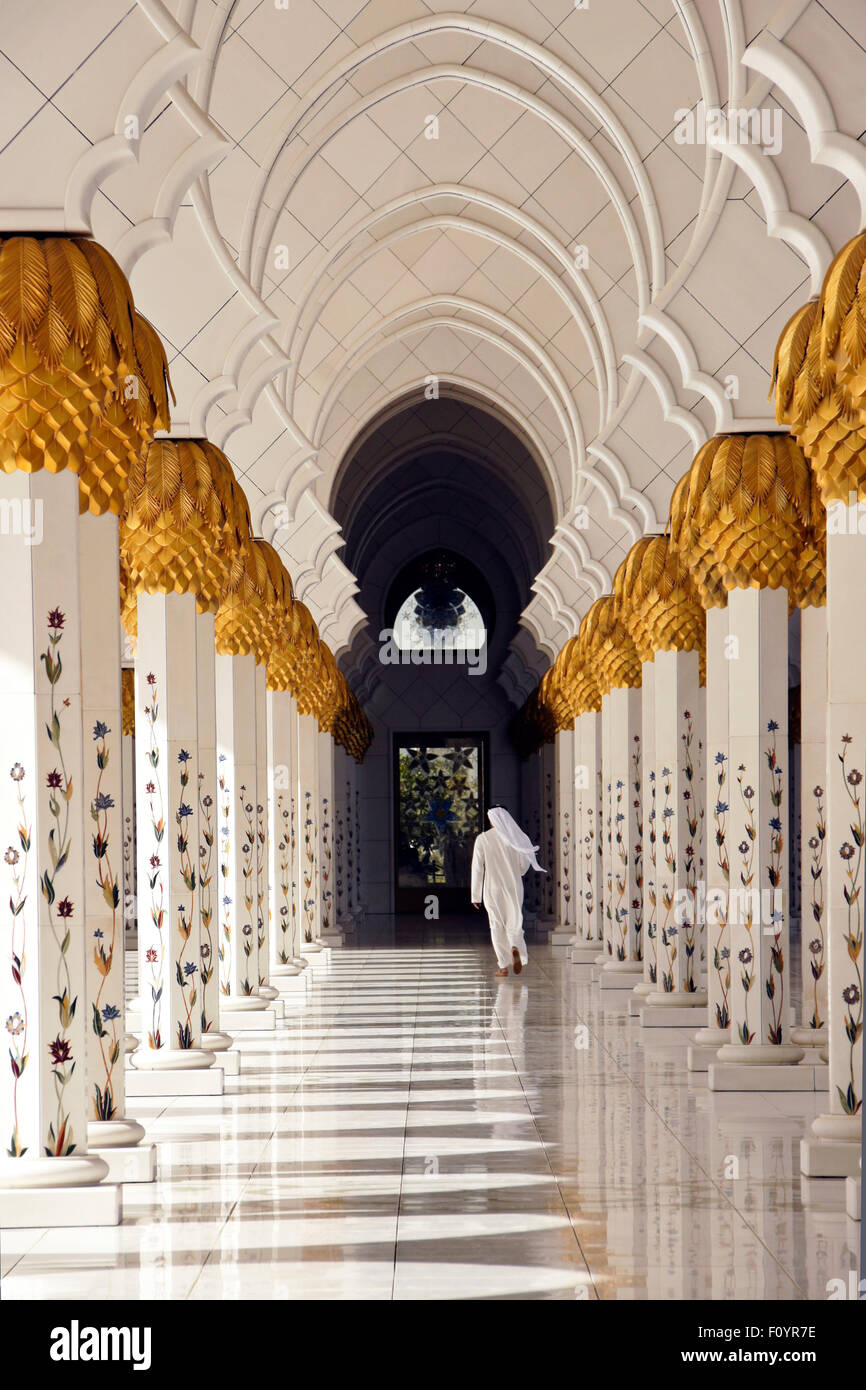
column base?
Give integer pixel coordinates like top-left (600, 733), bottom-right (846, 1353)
top-left (86, 1118), bottom-right (146, 1149)
top-left (709, 1058), bottom-right (827, 1094)
top-left (123, 1033), bottom-right (138, 1055)
top-left (714, 1042), bottom-right (805, 1066)
top-left (290, 956), bottom-right (309, 970)
top-left (131, 1046), bottom-right (215, 1071)
top-left (600, 968), bottom-right (641, 991)
top-left (845, 1176), bottom-right (861, 1221)
top-left (301, 940), bottom-right (324, 954)
top-left (569, 943), bottom-right (600, 964)
top-left (220, 993), bottom-right (269, 1013)
top-left (0, 1181), bottom-right (120, 1228)
top-left (255, 984), bottom-right (280, 1001)
top-left (0, 1153), bottom-right (109, 1190)
top-left (791, 1024), bottom-right (828, 1048)
top-left (639, 1003), bottom-right (708, 1027)
top-left (221, 1008), bottom-right (276, 1032)
top-left (200, 1029), bottom-right (233, 1052)
top-left (125, 1066), bottom-right (224, 1097)
top-left (266, 998), bottom-right (286, 1022)
top-left (201, 1031), bottom-right (241, 1074)
top-left (272, 962), bottom-right (303, 976)
top-left (550, 930), bottom-right (578, 948)
top-left (801, 1124), bottom-right (861, 1178)
top-left (89, 1144), bottom-right (157, 1183)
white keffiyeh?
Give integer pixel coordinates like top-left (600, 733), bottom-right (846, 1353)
top-left (487, 807), bottom-right (546, 873)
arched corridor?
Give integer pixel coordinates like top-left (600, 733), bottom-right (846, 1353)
top-left (0, 0), bottom-right (864, 1324)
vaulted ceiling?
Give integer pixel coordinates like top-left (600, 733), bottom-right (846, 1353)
top-left (2, 0), bottom-right (863, 701)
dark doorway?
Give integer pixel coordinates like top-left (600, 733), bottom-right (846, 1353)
top-left (394, 732), bottom-right (489, 914)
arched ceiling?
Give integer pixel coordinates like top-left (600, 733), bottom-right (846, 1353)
top-left (331, 396), bottom-right (555, 697)
top-left (3, 0), bottom-right (864, 700)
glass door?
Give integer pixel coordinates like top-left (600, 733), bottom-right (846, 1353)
top-left (393, 733), bottom-right (488, 914)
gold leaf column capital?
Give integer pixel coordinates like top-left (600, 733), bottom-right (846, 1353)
top-left (0, 236), bottom-right (172, 515)
top-left (121, 437), bottom-right (248, 613)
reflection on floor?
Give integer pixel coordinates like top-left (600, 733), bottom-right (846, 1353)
top-left (0, 938), bottom-right (858, 1300)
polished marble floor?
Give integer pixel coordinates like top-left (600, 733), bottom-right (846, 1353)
top-left (0, 932), bottom-right (858, 1300)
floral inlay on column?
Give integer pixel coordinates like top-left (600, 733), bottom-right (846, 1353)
top-left (711, 751), bottom-right (731, 1031)
top-left (174, 750), bottom-right (197, 1047)
top-left (218, 755), bottom-right (230, 994)
top-left (681, 710), bottom-right (700, 992)
top-left (89, 720), bottom-right (121, 1120)
top-left (290, 795), bottom-right (297, 953)
top-left (277, 801), bottom-right (291, 963)
top-left (41, 609), bottom-right (77, 1156)
top-left (142, 672), bottom-right (164, 1049)
top-left (646, 770), bottom-right (657, 983)
top-left (605, 780), bottom-right (612, 954)
top-left (560, 811), bottom-right (571, 929)
top-left (321, 796), bottom-right (332, 934)
top-left (613, 780), bottom-right (627, 960)
top-left (5, 763), bottom-right (31, 1157)
top-left (735, 763), bottom-right (757, 1045)
top-left (354, 788), bottom-right (360, 906)
top-left (198, 774), bottom-right (215, 1032)
top-left (659, 766), bottom-right (676, 992)
top-left (303, 789), bottom-right (315, 943)
top-left (807, 783), bottom-right (825, 1030)
top-left (583, 805), bottom-right (594, 938)
top-left (631, 735), bottom-right (643, 962)
top-left (765, 720), bottom-right (785, 1046)
top-left (837, 734), bottom-right (863, 1116)
top-left (255, 799), bottom-right (265, 985)
top-left (239, 785), bottom-right (255, 993)
top-left (335, 810), bottom-right (344, 919)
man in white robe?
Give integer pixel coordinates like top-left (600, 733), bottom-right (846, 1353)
top-left (471, 807), bottom-right (546, 976)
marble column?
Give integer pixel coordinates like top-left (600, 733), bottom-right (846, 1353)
top-left (603, 686), bottom-right (643, 980)
top-left (633, 659), bottom-right (656, 1000)
top-left (576, 709), bottom-right (604, 960)
top-left (690, 605), bottom-right (733, 1064)
top-left (254, 663), bottom-right (279, 1005)
top-left (132, 592), bottom-right (221, 1090)
top-left (600, 694), bottom-right (614, 965)
top-left (79, 512), bottom-right (151, 1180)
top-left (318, 730), bottom-right (339, 945)
top-left (297, 712), bottom-right (322, 953)
top-left (711, 587), bottom-right (804, 1082)
top-left (267, 687), bottom-right (303, 977)
top-left (195, 610), bottom-right (234, 1062)
top-left (0, 470), bottom-right (116, 1223)
top-left (552, 727), bottom-right (576, 945)
top-left (215, 650), bottom-right (273, 1027)
top-left (644, 648), bottom-right (707, 1015)
top-left (802, 511), bottom-right (863, 1175)
top-left (793, 604), bottom-right (828, 1050)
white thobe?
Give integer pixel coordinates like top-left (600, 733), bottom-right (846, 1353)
top-left (471, 828), bottom-right (529, 968)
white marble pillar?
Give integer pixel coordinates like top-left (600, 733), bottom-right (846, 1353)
top-left (253, 664), bottom-right (278, 1003)
top-left (645, 648), bottom-right (707, 1013)
top-left (803, 513), bottom-right (863, 1175)
top-left (318, 731), bottom-right (339, 943)
top-left (195, 611), bottom-right (233, 1060)
top-left (600, 694), bottom-right (613, 964)
top-left (268, 688), bottom-right (303, 977)
top-left (634, 660), bottom-right (656, 1000)
top-left (713, 588), bottom-right (804, 1080)
top-left (577, 710), bottom-right (604, 958)
top-left (552, 727), bottom-right (575, 944)
top-left (604, 686), bottom-right (643, 978)
top-left (132, 593), bottom-right (219, 1087)
top-left (793, 604), bottom-right (828, 1049)
top-left (691, 606), bottom-right (733, 1061)
top-left (0, 471), bottom-right (116, 1223)
top-left (215, 651), bottom-right (271, 1024)
top-left (297, 712), bottom-right (322, 952)
top-left (79, 513), bottom-right (151, 1179)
